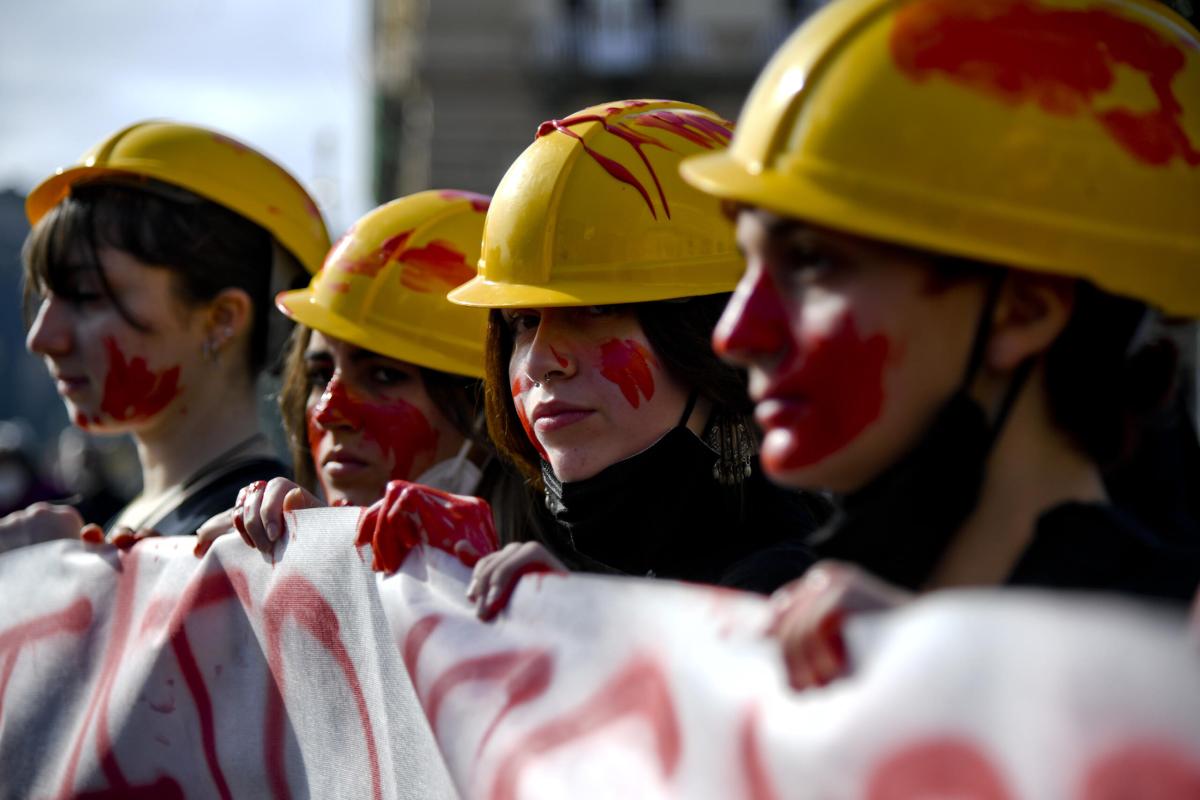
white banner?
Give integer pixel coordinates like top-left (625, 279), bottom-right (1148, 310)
top-left (1, 508), bottom-right (1198, 799)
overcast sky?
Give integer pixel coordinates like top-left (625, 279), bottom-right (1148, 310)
top-left (0, 0), bottom-right (372, 235)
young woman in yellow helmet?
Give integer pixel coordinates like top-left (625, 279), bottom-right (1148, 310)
top-left (196, 190), bottom-right (529, 562)
top-left (680, 0), bottom-right (1200, 687)
top-left (2, 121), bottom-right (329, 551)
top-left (356, 100), bottom-right (831, 616)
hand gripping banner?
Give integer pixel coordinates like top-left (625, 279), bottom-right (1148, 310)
top-left (0, 508), bottom-right (1198, 799)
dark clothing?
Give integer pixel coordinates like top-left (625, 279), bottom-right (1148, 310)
top-left (536, 437), bottom-right (825, 595)
top-left (1009, 502), bottom-right (1200, 604)
top-left (109, 456), bottom-right (289, 538)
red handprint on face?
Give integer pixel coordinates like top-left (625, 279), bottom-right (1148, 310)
top-left (355, 481), bottom-right (499, 573)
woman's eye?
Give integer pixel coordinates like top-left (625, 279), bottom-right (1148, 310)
top-left (305, 367), bottom-right (333, 389)
top-left (505, 311), bottom-right (540, 335)
top-left (369, 366), bottom-right (409, 386)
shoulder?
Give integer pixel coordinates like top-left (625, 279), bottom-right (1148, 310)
top-left (1012, 502), bottom-right (1200, 604)
top-left (153, 457), bottom-right (291, 537)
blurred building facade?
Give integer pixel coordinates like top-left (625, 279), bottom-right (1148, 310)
top-left (370, 0), bottom-right (824, 200)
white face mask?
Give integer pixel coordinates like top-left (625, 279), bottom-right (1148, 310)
top-left (412, 440), bottom-right (483, 497)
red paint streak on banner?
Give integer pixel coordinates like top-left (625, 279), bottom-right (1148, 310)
top-left (891, 0), bottom-right (1200, 167)
top-left (56, 553), bottom-right (144, 797)
top-left (1082, 741), bottom-right (1200, 799)
top-left (739, 703), bottom-right (781, 800)
top-left (489, 654), bottom-right (681, 800)
top-left (309, 377), bottom-right (440, 483)
top-left (95, 337), bottom-right (182, 424)
top-left (634, 110), bottom-right (733, 150)
top-left (262, 575), bottom-right (382, 800)
top-left (599, 338), bottom-right (658, 409)
top-left (511, 376), bottom-right (550, 461)
top-left (399, 240), bottom-right (478, 293)
top-left (438, 190), bottom-right (491, 213)
top-left (140, 570), bottom-right (252, 800)
top-left (0, 598), bottom-right (92, 724)
top-left (866, 736), bottom-right (1012, 800)
top-left (419, 649), bottom-right (554, 754)
top-left (401, 614), bottom-right (444, 682)
top-left (333, 231), bottom-right (413, 280)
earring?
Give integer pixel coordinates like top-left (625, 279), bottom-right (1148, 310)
top-left (706, 412), bottom-right (755, 485)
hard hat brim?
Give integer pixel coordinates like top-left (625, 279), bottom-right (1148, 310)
top-left (447, 274), bottom-right (737, 309)
top-left (276, 289), bottom-right (486, 379)
top-left (682, 152), bottom-right (1200, 318)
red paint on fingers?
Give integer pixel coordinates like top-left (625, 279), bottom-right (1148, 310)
top-left (599, 338), bottom-right (658, 408)
top-left (95, 337), bottom-right (182, 424)
top-left (891, 0), bottom-right (1200, 168)
top-left (360, 481), bottom-right (498, 574)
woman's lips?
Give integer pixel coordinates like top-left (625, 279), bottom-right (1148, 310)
top-left (533, 409), bottom-right (594, 433)
top-left (54, 375), bottom-right (89, 397)
top-left (755, 397), bottom-right (812, 431)
top-left (321, 450), bottom-right (371, 478)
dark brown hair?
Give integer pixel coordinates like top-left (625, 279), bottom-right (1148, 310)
top-left (484, 294), bottom-right (753, 488)
top-left (23, 180), bottom-right (289, 375)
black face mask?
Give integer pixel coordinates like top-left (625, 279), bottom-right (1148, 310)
top-left (540, 394), bottom-right (718, 575)
top-left (809, 275), bottom-right (1033, 591)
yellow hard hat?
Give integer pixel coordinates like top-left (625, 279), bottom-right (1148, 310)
top-left (26, 120), bottom-right (331, 274)
top-left (681, 0), bottom-right (1200, 316)
top-left (276, 190), bottom-right (490, 378)
top-left (448, 99), bottom-right (741, 308)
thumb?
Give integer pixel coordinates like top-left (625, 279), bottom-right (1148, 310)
top-left (282, 486), bottom-right (321, 512)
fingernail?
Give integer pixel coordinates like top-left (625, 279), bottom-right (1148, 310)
top-left (193, 540), bottom-right (208, 558)
top-left (112, 533), bottom-right (136, 549)
top-left (267, 521), bottom-right (279, 542)
top-left (81, 526), bottom-right (104, 544)
top-left (465, 578), bottom-right (478, 600)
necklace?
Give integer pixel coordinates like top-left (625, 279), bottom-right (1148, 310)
top-left (114, 432), bottom-right (269, 533)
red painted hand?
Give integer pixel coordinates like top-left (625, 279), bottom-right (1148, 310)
top-left (768, 560), bottom-right (911, 691)
top-left (356, 480), bottom-right (499, 574)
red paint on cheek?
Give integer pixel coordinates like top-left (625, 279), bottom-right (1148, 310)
top-left (310, 378), bottom-right (440, 483)
top-left (599, 338), bottom-right (658, 409)
top-left (95, 337), bottom-right (182, 424)
top-left (891, 0), bottom-right (1200, 168)
top-left (511, 376), bottom-right (549, 461)
top-left (763, 311), bottom-right (890, 471)
top-left (549, 345), bottom-right (568, 368)
top-left (399, 240), bottom-right (477, 293)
